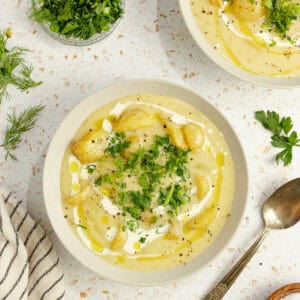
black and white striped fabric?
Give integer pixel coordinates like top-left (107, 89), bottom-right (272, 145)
top-left (0, 190), bottom-right (65, 300)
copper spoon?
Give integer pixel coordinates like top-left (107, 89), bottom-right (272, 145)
top-left (204, 178), bottom-right (300, 300)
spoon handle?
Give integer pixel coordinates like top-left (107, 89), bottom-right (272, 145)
top-left (203, 227), bottom-right (270, 300)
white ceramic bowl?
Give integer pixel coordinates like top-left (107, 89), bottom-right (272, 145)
top-left (43, 79), bottom-right (248, 286)
top-left (179, 1), bottom-right (300, 88)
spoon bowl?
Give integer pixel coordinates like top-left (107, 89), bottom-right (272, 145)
top-left (263, 178), bottom-right (300, 229)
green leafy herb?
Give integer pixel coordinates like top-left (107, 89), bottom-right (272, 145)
top-left (255, 110), bottom-right (300, 165)
top-left (95, 134), bottom-right (192, 228)
top-left (139, 237), bottom-right (146, 243)
top-left (151, 215), bottom-right (157, 224)
top-left (0, 30), bottom-right (42, 103)
top-left (263, 0), bottom-right (300, 39)
top-left (115, 135), bottom-right (190, 219)
top-left (1, 105), bottom-right (45, 161)
top-left (94, 175), bottom-right (102, 186)
top-left (77, 224), bottom-right (87, 230)
top-left (103, 173), bottom-right (114, 184)
top-left (106, 132), bottom-right (131, 157)
top-left (86, 164), bottom-right (96, 174)
top-left (30, 0), bottom-right (124, 40)
top-left (158, 184), bottom-right (191, 214)
top-left (126, 220), bottom-right (139, 232)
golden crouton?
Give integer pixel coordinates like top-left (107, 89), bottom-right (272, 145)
top-left (72, 129), bottom-right (109, 163)
top-left (114, 109), bottom-right (155, 132)
top-left (231, 0), bottom-right (266, 21)
top-left (182, 123), bottom-right (204, 150)
top-left (161, 118), bottom-right (187, 149)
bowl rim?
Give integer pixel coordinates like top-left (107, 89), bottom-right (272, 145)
top-left (178, 0), bottom-right (300, 88)
top-left (43, 79), bottom-right (249, 286)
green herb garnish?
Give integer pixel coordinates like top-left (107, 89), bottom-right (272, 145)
top-left (139, 237), bottom-right (146, 243)
top-left (30, 0), bottom-right (124, 40)
top-left (151, 215), bottom-right (158, 224)
top-left (77, 224), bottom-right (87, 230)
top-left (106, 132), bottom-right (131, 157)
top-left (94, 175), bottom-right (102, 186)
top-left (263, 0), bottom-right (300, 39)
top-left (126, 220), bottom-right (139, 232)
top-left (86, 164), bottom-right (96, 174)
top-left (1, 105), bottom-right (45, 161)
top-left (269, 39), bottom-right (277, 47)
top-left (0, 30), bottom-right (42, 103)
top-left (158, 184), bottom-right (191, 214)
top-left (97, 134), bottom-right (191, 230)
top-left (90, 133), bottom-right (192, 232)
top-left (255, 110), bottom-right (300, 166)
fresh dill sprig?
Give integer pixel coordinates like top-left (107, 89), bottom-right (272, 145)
top-left (1, 105), bottom-right (45, 161)
top-left (0, 30), bottom-right (42, 104)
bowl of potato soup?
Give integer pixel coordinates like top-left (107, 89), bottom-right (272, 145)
top-left (180, 0), bottom-right (300, 87)
top-left (43, 80), bottom-right (248, 285)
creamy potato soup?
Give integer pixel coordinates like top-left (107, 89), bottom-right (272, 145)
top-left (61, 95), bottom-right (235, 271)
top-left (191, 0), bottom-right (300, 76)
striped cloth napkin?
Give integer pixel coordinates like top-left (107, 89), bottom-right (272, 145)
top-left (0, 190), bottom-right (65, 300)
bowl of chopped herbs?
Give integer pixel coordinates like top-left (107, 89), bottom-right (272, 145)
top-left (29, 0), bottom-right (124, 46)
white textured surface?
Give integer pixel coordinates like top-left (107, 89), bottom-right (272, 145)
top-left (0, 1), bottom-right (300, 299)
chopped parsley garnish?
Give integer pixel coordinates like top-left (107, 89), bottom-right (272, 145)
top-left (86, 164), bottom-right (96, 174)
top-left (96, 133), bottom-right (192, 231)
top-left (106, 132), bottom-right (131, 157)
top-left (255, 110), bottom-right (300, 165)
top-left (94, 175), bottom-right (102, 186)
top-left (139, 237), bottom-right (146, 243)
top-left (126, 220), bottom-right (139, 232)
top-left (158, 184), bottom-right (191, 214)
top-left (263, 0), bottom-right (300, 39)
top-left (30, 0), bottom-right (124, 40)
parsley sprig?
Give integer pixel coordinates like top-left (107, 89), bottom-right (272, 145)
top-left (0, 30), bottom-right (42, 104)
top-left (1, 105), bottom-right (45, 161)
top-left (255, 110), bottom-right (300, 166)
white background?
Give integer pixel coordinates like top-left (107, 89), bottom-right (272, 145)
top-left (0, 1), bottom-right (299, 299)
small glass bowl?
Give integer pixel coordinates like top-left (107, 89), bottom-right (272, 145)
top-left (32, 0), bottom-right (125, 46)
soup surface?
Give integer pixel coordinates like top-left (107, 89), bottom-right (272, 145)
top-left (191, 0), bottom-right (300, 76)
top-left (61, 94), bottom-right (235, 271)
